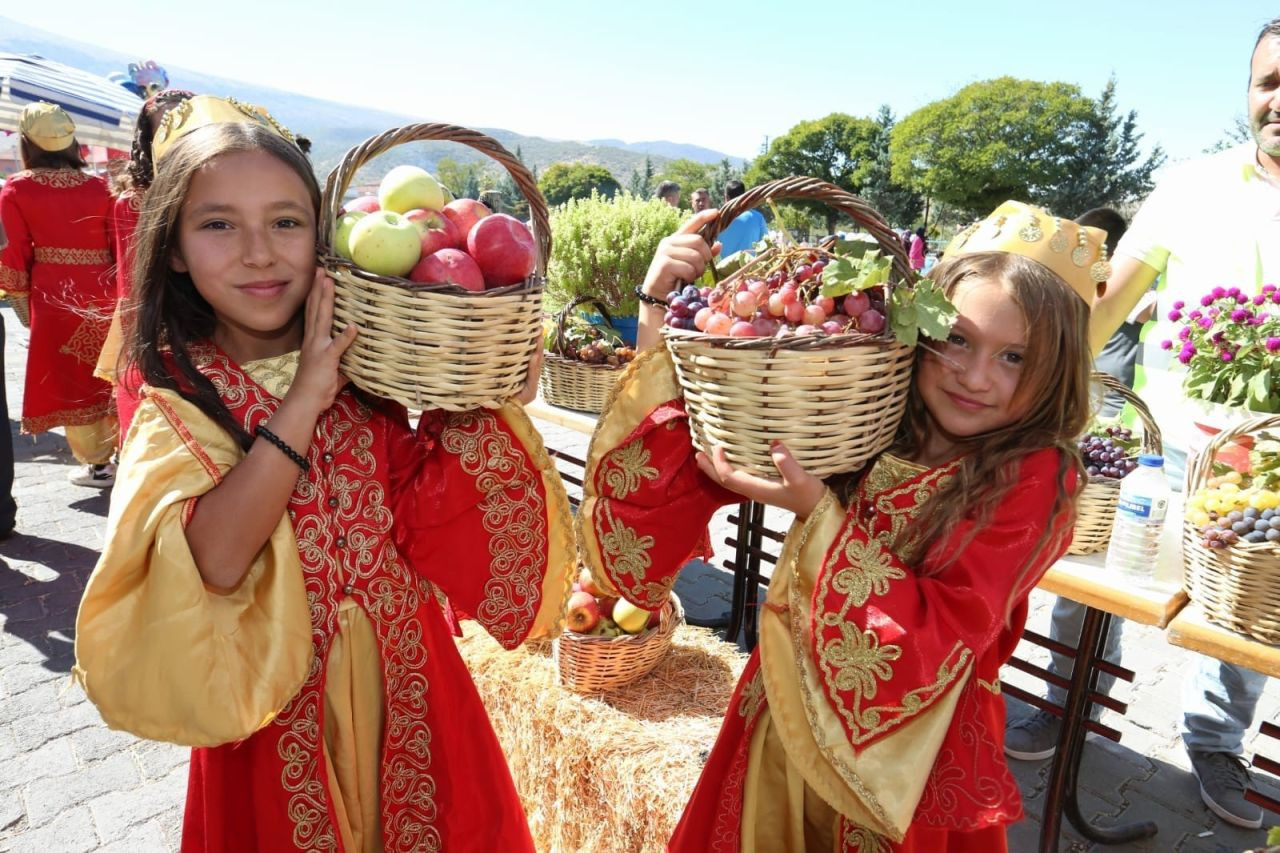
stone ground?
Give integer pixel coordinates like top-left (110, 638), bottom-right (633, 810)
top-left (2, 304), bottom-right (1280, 852)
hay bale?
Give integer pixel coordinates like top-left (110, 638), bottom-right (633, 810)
top-left (457, 621), bottom-right (748, 852)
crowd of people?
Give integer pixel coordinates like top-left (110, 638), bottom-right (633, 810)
top-left (0, 14), bottom-right (1275, 850)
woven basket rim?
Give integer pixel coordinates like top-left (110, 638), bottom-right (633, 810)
top-left (662, 324), bottom-right (900, 351)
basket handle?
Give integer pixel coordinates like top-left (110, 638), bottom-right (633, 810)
top-left (702, 176), bottom-right (916, 288)
top-left (553, 295), bottom-right (617, 356)
top-left (1090, 371), bottom-right (1163, 454)
top-left (1184, 413), bottom-right (1280, 493)
top-left (318, 123), bottom-right (550, 278)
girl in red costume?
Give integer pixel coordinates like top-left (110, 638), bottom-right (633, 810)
top-left (96, 88), bottom-right (194, 441)
top-left (579, 201), bottom-right (1105, 851)
top-left (74, 97), bottom-right (574, 852)
top-left (0, 102), bottom-right (117, 486)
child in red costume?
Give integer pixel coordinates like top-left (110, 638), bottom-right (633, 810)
top-left (74, 97), bottom-right (573, 852)
top-left (579, 202), bottom-right (1106, 851)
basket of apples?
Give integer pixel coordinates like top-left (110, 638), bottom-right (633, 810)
top-left (553, 567), bottom-right (684, 693)
top-left (661, 176), bottom-right (959, 478)
top-left (1068, 372), bottom-right (1163, 555)
top-left (1183, 416), bottom-right (1280, 643)
top-left (320, 124), bottom-right (548, 411)
top-left (540, 295), bottom-right (637, 413)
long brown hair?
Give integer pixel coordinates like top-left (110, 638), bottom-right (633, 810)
top-left (124, 121), bottom-right (320, 449)
top-left (891, 252), bottom-right (1090, 605)
top-left (19, 136), bottom-right (87, 170)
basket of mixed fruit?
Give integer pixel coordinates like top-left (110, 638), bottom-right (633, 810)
top-left (553, 567), bottom-right (683, 693)
top-left (1182, 416), bottom-right (1280, 643)
top-left (540, 296), bottom-right (637, 413)
top-left (660, 176), bottom-right (955, 479)
top-left (320, 124), bottom-right (548, 411)
top-left (1068, 372), bottom-right (1164, 555)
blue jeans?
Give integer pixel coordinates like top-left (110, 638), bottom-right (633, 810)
top-left (1046, 596), bottom-right (1125, 711)
top-left (1182, 655), bottom-right (1268, 755)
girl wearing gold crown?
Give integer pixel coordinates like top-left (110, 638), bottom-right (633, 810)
top-left (577, 203), bottom-right (1103, 851)
top-left (72, 96), bottom-right (575, 852)
top-left (0, 102), bottom-right (119, 487)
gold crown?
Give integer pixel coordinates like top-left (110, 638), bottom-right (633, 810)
top-left (942, 200), bottom-right (1111, 304)
top-left (151, 94), bottom-right (296, 162)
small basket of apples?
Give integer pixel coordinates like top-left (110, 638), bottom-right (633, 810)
top-left (553, 567), bottom-right (684, 693)
top-left (540, 295), bottom-right (637, 413)
top-left (661, 176), bottom-right (951, 479)
top-left (320, 123), bottom-right (548, 411)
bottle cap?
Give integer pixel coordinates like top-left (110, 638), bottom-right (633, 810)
top-left (1137, 454), bottom-right (1164, 468)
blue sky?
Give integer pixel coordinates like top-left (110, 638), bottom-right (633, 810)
top-left (7, 1), bottom-right (1276, 167)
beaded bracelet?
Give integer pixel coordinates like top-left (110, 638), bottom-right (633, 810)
top-left (254, 424), bottom-right (311, 473)
top-left (633, 285), bottom-right (669, 309)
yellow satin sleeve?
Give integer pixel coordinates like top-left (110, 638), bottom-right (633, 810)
top-left (73, 387), bottom-right (312, 747)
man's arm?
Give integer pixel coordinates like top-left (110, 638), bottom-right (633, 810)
top-left (1089, 254), bottom-right (1160, 355)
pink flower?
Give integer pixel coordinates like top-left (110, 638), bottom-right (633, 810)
top-left (1231, 308), bottom-right (1251, 323)
top-left (1199, 317), bottom-right (1213, 329)
top-left (1190, 310), bottom-right (1203, 320)
top-left (1221, 351), bottom-right (1234, 362)
top-left (1179, 326), bottom-right (1192, 340)
top-left (1212, 286), bottom-right (1227, 299)
top-left (1178, 350), bottom-right (1195, 364)
top-left (1237, 293), bottom-right (1250, 304)
top-left (1173, 300), bottom-right (1186, 310)
top-left (1228, 287), bottom-right (1241, 297)
top-left (1255, 294), bottom-right (1267, 306)
top-left (1161, 339), bottom-right (1174, 350)
top-left (1268, 337), bottom-right (1280, 352)
top-left (1264, 284), bottom-right (1278, 294)
top-left (1168, 309), bottom-right (1183, 322)
top-left (1201, 294), bottom-right (1216, 307)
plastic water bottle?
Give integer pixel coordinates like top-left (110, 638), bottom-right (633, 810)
top-left (1104, 454), bottom-right (1172, 582)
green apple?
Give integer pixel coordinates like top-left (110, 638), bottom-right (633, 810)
top-left (333, 210), bottom-right (368, 260)
top-left (348, 211), bottom-right (421, 277)
top-left (378, 165), bottom-right (445, 214)
top-left (612, 598), bottom-right (653, 634)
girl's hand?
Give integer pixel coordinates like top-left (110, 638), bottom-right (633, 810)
top-left (517, 343), bottom-right (544, 405)
top-left (695, 443), bottom-right (826, 520)
top-left (640, 208), bottom-right (721, 302)
top-left (288, 268), bottom-right (358, 415)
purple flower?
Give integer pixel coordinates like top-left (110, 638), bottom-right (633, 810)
top-left (1179, 326), bottom-right (1192, 340)
top-left (1201, 294), bottom-right (1216, 307)
top-left (1199, 317), bottom-right (1214, 329)
top-left (1161, 339), bottom-right (1174, 350)
top-left (1231, 308), bottom-right (1251, 323)
top-left (1222, 351), bottom-right (1235, 362)
top-left (1168, 309), bottom-right (1183, 322)
top-left (1190, 310), bottom-right (1203, 320)
top-left (1212, 286), bottom-right (1227, 299)
top-left (1181, 342), bottom-right (1197, 357)
top-left (1265, 284), bottom-right (1278, 294)
top-left (1178, 350), bottom-right (1194, 364)
top-left (1209, 308), bottom-right (1221, 317)
top-left (1268, 337), bottom-right (1280, 352)
top-left (1212, 331), bottom-right (1226, 343)
top-left (1255, 294), bottom-right (1268, 306)
top-left (1272, 293), bottom-right (1280, 304)
top-left (1173, 300), bottom-right (1186, 310)
top-left (1227, 287), bottom-right (1241, 297)
top-left (1237, 294), bottom-right (1251, 304)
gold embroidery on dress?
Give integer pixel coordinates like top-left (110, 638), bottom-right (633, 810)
top-left (977, 677), bottom-right (1001, 695)
top-left (33, 247), bottom-right (110, 265)
top-left (840, 819), bottom-right (893, 853)
top-left (0, 263), bottom-right (29, 293)
top-left (821, 622), bottom-right (902, 709)
top-left (59, 316), bottom-right (110, 366)
top-left (603, 439), bottom-right (659, 500)
top-left (21, 400), bottom-right (112, 434)
top-left (18, 168), bottom-right (93, 189)
top-left (599, 501), bottom-right (672, 606)
top-left (737, 668), bottom-right (766, 722)
top-left (833, 539), bottom-right (906, 606)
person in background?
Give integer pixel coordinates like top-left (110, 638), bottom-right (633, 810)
top-left (909, 226), bottom-right (927, 272)
top-left (657, 180), bottom-right (681, 208)
top-left (716, 179), bottom-right (767, 257)
top-left (690, 187), bottom-right (711, 213)
top-left (1082, 17), bottom-right (1280, 830)
top-left (0, 102), bottom-right (117, 488)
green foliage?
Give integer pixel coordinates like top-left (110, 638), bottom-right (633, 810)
top-left (627, 156), bottom-right (655, 197)
top-left (710, 158), bottom-right (744, 205)
top-left (495, 145), bottom-right (531, 220)
top-left (435, 156), bottom-right (493, 200)
top-left (859, 105), bottom-right (924, 229)
top-left (888, 279), bottom-right (957, 348)
top-left (1204, 115), bottom-right (1252, 154)
top-left (748, 113), bottom-right (880, 234)
top-left (890, 77), bottom-right (1097, 217)
top-left (547, 193), bottom-right (683, 315)
top-left (539, 163), bottom-right (622, 206)
top-left (653, 158), bottom-right (717, 207)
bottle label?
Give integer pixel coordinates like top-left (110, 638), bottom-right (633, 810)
top-left (1117, 494), bottom-right (1168, 522)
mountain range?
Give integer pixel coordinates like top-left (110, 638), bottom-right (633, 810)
top-left (0, 15), bottom-right (742, 186)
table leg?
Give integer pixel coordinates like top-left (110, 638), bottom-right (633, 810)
top-left (1039, 608), bottom-right (1158, 850)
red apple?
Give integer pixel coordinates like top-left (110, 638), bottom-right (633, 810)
top-left (577, 567), bottom-right (604, 597)
top-left (442, 198), bottom-right (491, 241)
top-left (404, 208), bottom-right (461, 255)
top-left (408, 248), bottom-right (485, 291)
top-left (342, 195), bottom-right (380, 214)
top-left (467, 213), bottom-right (537, 288)
top-left (566, 591), bottom-right (602, 633)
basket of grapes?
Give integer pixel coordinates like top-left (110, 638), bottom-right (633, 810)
top-left (661, 176), bottom-right (955, 479)
top-left (1069, 372), bottom-right (1164, 555)
top-left (540, 296), bottom-right (637, 413)
top-left (1182, 416), bottom-right (1280, 643)
top-left (319, 123), bottom-right (549, 411)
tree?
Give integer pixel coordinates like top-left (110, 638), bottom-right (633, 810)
top-left (710, 158), bottom-right (744, 205)
top-left (859, 105), bottom-right (924, 230)
top-left (747, 113), bottom-right (880, 234)
top-left (1204, 115), bottom-right (1252, 154)
top-left (628, 156), bottom-right (655, 198)
top-left (538, 163), bottom-right (621, 207)
top-left (496, 145), bottom-right (532, 220)
top-left (890, 78), bottom-right (1097, 217)
top-left (1043, 78), bottom-right (1166, 217)
top-left (435, 157), bottom-right (490, 200)
top-left (653, 158), bottom-right (716, 206)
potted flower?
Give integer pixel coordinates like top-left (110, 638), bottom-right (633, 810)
top-left (546, 192), bottom-right (683, 344)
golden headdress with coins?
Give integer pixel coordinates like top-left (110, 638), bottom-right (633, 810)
top-left (942, 200), bottom-right (1111, 305)
top-left (151, 94), bottom-right (297, 162)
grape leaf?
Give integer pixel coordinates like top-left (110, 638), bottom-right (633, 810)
top-left (889, 278), bottom-right (958, 348)
top-left (820, 251), bottom-right (891, 298)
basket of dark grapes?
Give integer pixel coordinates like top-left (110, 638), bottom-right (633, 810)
top-left (540, 296), bottom-right (637, 413)
top-left (1182, 416), bottom-right (1280, 643)
top-left (1069, 372), bottom-right (1164, 555)
top-left (660, 176), bottom-right (956, 479)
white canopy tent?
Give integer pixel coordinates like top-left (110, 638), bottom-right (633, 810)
top-left (0, 53), bottom-right (139, 151)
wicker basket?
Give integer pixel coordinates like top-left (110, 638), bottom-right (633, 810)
top-left (662, 176), bottom-right (915, 479)
top-left (541, 295), bottom-right (627, 413)
top-left (1182, 414), bottom-right (1280, 643)
top-left (319, 124), bottom-right (550, 411)
top-left (1068, 372), bottom-right (1164, 555)
top-left (553, 593), bottom-right (684, 693)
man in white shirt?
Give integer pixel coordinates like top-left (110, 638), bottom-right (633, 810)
top-left (1081, 18), bottom-right (1280, 830)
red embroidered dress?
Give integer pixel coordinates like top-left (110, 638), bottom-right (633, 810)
top-left (0, 168), bottom-right (115, 433)
top-left (578, 348), bottom-right (1078, 852)
top-left (95, 190), bottom-right (144, 435)
top-left (75, 349), bottom-right (576, 852)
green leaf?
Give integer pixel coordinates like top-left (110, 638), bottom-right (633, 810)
top-left (820, 251), bottom-right (892, 298)
top-left (1268, 825), bottom-right (1280, 846)
top-left (911, 279), bottom-right (959, 342)
top-left (1249, 368), bottom-right (1273, 408)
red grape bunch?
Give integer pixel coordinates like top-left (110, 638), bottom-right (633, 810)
top-left (1078, 426), bottom-right (1139, 480)
top-left (1200, 507), bottom-right (1280, 548)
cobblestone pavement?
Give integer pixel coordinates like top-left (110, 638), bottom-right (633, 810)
top-left (2, 307), bottom-right (1279, 851)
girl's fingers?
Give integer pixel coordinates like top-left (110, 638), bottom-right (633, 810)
top-left (314, 276), bottom-right (336, 342)
top-left (331, 323), bottom-right (358, 358)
